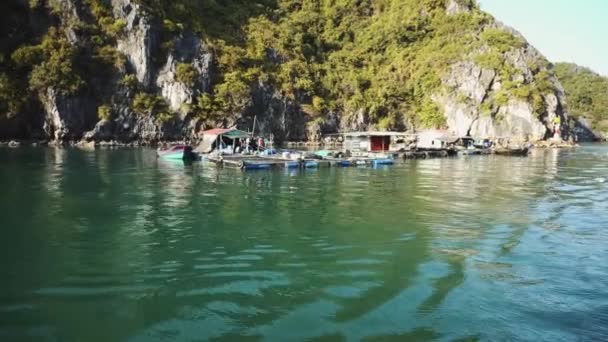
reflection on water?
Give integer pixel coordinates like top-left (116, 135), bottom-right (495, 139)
top-left (1, 146), bottom-right (608, 341)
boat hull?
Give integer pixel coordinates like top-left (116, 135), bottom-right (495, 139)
top-left (157, 145), bottom-right (199, 161)
top-left (158, 151), bottom-right (186, 160)
top-left (458, 149), bottom-right (491, 156)
top-left (492, 148), bottom-right (529, 156)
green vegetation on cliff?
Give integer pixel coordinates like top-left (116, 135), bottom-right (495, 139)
top-left (0, 0), bottom-right (566, 134)
top-left (132, 92), bottom-right (174, 123)
top-left (1, 0), bottom-right (125, 118)
top-left (137, 0), bottom-right (535, 128)
top-left (12, 27), bottom-right (85, 95)
top-left (554, 63), bottom-right (608, 134)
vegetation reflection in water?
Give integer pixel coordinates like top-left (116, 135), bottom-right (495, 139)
top-left (1, 146), bottom-right (608, 341)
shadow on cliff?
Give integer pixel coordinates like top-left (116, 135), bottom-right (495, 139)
top-left (0, 0), bottom-right (52, 139)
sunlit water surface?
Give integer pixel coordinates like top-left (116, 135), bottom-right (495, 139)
top-left (1, 145), bottom-right (608, 341)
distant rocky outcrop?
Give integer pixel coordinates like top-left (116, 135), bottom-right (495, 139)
top-left (554, 62), bottom-right (608, 140)
top-left (437, 41), bottom-right (566, 141)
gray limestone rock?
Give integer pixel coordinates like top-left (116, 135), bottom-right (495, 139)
top-left (40, 88), bottom-right (97, 141)
top-left (435, 25), bottom-right (569, 141)
top-left (156, 31), bottom-right (214, 115)
top-left (112, 0), bottom-right (158, 88)
top-left (446, 0), bottom-right (473, 15)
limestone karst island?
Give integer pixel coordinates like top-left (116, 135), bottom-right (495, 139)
top-left (1, 0), bottom-right (607, 341)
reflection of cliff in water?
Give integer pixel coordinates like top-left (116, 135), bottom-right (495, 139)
top-left (184, 167), bottom-right (439, 340)
top-left (134, 155), bottom-right (572, 340)
top-left (404, 154), bottom-right (561, 317)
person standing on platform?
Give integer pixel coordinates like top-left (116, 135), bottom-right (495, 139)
top-left (553, 116), bottom-right (562, 139)
top-left (245, 136), bottom-right (251, 153)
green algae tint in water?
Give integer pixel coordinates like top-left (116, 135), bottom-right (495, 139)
top-left (1, 146), bottom-right (608, 341)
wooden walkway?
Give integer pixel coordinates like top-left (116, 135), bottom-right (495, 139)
top-left (207, 149), bottom-right (456, 171)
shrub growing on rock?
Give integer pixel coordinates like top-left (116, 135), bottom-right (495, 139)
top-left (175, 63), bottom-right (198, 87)
top-left (97, 105), bottom-right (112, 120)
top-left (132, 92), bottom-right (172, 123)
top-left (120, 74), bottom-right (138, 90)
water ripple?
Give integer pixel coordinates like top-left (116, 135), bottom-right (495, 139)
top-left (2, 146), bottom-right (608, 341)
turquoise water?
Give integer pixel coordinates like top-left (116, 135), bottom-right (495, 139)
top-left (1, 146), bottom-right (608, 341)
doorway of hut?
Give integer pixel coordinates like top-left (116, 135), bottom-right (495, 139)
top-left (370, 136), bottom-right (391, 152)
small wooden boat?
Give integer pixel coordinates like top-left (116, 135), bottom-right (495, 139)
top-left (458, 149), bottom-right (481, 156)
top-left (492, 147), bottom-right (529, 156)
top-left (458, 148), bottom-right (491, 156)
top-left (157, 145), bottom-right (199, 161)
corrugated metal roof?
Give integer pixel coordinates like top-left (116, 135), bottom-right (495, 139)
top-left (341, 131), bottom-right (409, 137)
top-left (200, 128), bottom-right (251, 138)
top-left (201, 128), bottom-right (234, 135)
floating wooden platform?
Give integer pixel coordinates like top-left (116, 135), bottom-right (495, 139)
top-left (208, 154), bottom-right (396, 171)
top-left (346, 149), bottom-right (455, 160)
top-left (206, 148), bottom-right (467, 171)
top-left (400, 150), bottom-right (453, 159)
top-left (457, 148), bottom-right (492, 156)
top-left (381, 149), bottom-right (456, 159)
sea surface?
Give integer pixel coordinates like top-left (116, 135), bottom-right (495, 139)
top-left (1, 145), bottom-right (608, 341)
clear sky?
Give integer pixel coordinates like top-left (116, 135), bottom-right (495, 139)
top-left (478, 0), bottom-right (608, 76)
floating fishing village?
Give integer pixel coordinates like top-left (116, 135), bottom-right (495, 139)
top-left (156, 125), bottom-right (571, 171)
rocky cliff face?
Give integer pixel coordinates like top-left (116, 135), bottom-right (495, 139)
top-left (40, 88), bottom-right (97, 140)
top-left (112, 0), bottom-right (156, 88)
top-left (0, 0), bottom-right (597, 143)
top-left (438, 51), bottom-right (565, 141)
top-left (432, 8), bottom-right (570, 142)
top-left (156, 31), bottom-right (214, 114)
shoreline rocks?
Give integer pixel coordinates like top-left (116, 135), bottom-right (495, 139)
top-left (533, 139), bottom-right (579, 149)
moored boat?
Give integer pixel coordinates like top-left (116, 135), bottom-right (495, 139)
top-left (157, 145), bottom-right (199, 161)
top-left (458, 149), bottom-right (482, 156)
top-left (492, 147), bottom-right (529, 156)
top-left (458, 148), bottom-right (492, 156)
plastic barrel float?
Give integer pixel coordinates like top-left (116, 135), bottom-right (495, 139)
top-left (243, 163), bottom-right (272, 170)
top-left (304, 161), bottom-right (319, 168)
top-left (284, 161), bottom-right (300, 169)
top-left (239, 160), bottom-right (272, 170)
top-left (372, 158), bottom-right (394, 166)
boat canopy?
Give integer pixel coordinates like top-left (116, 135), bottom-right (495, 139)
top-left (196, 128), bottom-right (251, 153)
top-left (201, 128), bottom-right (251, 139)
